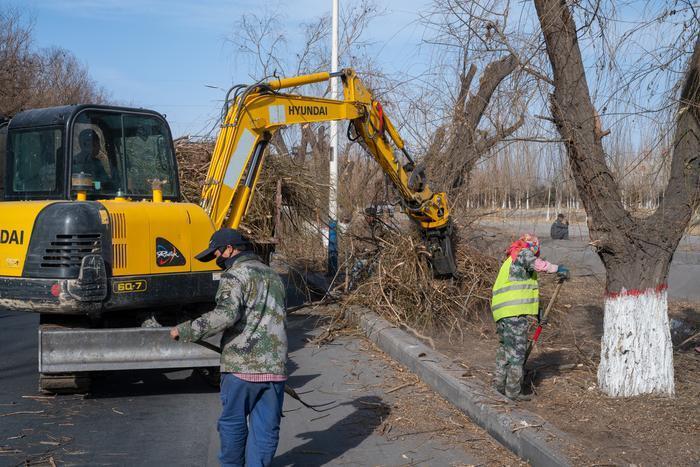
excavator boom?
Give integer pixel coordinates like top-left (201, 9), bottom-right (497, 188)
top-left (200, 69), bottom-right (456, 276)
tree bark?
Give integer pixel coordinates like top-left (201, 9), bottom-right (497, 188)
top-left (438, 54), bottom-right (523, 191)
top-left (534, 0), bottom-right (700, 396)
top-left (269, 132), bottom-right (289, 157)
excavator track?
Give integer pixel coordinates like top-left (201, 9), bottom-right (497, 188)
top-left (39, 372), bottom-right (91, 394)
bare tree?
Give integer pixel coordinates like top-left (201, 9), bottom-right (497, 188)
top-left (0, 9), bottom-right (106, 117)
top-left (0, 8), bottom-right (36, 116)
top-left (410, 0), bottom-right (558, 207)
top-left (227, 3), bottom-right (386, 221)
top-left (443, 54), bottom-right (524, 190)
top-left (32, 47), bottom-right (107, 107)
top-left (533, 0), bottom-right (699, 396)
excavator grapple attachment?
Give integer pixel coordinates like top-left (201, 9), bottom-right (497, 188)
top-left (424, 223), bottom-right (457, 277)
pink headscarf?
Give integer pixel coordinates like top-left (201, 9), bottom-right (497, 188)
top-left (507, 234), bottom-right (540, 261)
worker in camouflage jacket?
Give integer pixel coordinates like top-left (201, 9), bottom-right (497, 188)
top-left (171, 228), bottom-right (287, 467)
top-left (491, 234), bottom-right (569, 401)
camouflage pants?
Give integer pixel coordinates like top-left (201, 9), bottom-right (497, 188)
top-left (494, 315), bottom-right (533, 398)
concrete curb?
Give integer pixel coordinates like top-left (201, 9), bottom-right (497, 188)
top-left (346, 306), bottom-right (573, 467)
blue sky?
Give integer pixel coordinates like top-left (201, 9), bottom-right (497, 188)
top-left (6, 0), bottom-right (693, 148)
top-left (12, 0), bottom-right (433, 137)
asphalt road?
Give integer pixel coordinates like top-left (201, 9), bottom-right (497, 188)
top-left (0, 310), bottom-right (509, 466)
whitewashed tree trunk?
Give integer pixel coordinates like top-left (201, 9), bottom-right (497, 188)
top-left (598, 287), bottom-right (675, 397)
top-left (534, 0), bottom-right (700, 401)
top-left (546, 186), bottom-right (551, 220)
top-left (525, 188), bottom-right (530, 210)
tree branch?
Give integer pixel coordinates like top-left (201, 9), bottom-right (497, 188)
top-left (462, 54), bottom-right (517, 131)
top-left (476, 113), bottom-right (525, 154)
top-left (649, 37), bottom-right (700, 236)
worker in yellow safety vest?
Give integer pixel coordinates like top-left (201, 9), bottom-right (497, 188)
top-left (491, 234), bottom-right (569, 401)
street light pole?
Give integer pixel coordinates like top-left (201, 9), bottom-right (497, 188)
top-left (328, 0), bottom-right (339, 275)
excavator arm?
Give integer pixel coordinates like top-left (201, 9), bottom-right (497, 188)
top-left (200, 69), bottom-right (456, 276)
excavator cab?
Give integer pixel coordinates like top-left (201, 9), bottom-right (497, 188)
top-left (3, 105), bottom-right (179, 202)
top-left (0, 105), bottom-right (218, 316)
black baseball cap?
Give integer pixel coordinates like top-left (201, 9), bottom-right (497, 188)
top-left (195, 228), bottom-right (251, 262)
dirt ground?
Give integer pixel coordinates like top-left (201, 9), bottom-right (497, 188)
top-left (329, 211), bottom-right (699, 464)
top-left (428, 228), bottom-right (700, 466)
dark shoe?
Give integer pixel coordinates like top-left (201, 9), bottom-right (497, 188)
top-left (507, 393), bottom-right (532, 401)
top-left (495, 386), bottom-right (506, 396)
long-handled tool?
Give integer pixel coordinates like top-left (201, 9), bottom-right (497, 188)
top-left (194, 340), bottom-right (335, 411)
top-left (523, 278), bottom-right (565, 366)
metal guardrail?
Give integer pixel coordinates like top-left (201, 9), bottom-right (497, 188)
top-left (39, 327), bottom-right (220, 373)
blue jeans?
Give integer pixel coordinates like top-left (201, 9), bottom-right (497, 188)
top-left (218, 373), bottom-right (285, 467)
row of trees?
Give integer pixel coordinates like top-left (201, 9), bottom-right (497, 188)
top-left (467, 132), bottom-right (670, 213)
top-left (0, 8), bottom-right (106, 117)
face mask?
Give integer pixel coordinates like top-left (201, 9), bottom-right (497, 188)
top-left (216, 255), bottom-right (228, 270)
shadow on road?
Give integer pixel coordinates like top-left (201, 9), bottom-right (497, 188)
top-left (273, 395), bottom-right (390, 467)
top-left (86, 369), bottom-right (218, 399)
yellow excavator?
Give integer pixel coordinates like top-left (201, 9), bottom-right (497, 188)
top-left (0, 69), bottom-right (455, 392)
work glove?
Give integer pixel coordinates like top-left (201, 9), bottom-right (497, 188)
top-left (556, 265), bottom-right (570, 281)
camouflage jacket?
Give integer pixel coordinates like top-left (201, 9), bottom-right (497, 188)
top-left (177, 252), bottom-right (288, 375)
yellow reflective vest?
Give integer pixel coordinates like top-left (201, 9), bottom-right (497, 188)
top-left (491, 257), bottom-right (539, 322)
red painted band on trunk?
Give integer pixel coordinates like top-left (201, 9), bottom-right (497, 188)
top-left (532, 326), bottom-right (542, 342)
top-left (605, 283), bottom-right (667, 299)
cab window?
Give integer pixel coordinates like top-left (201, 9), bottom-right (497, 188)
top-left (9, 128), bottom-right (62, 194)
top-left (71, 125), bottom-right (116, 192)
top-left (71, 110), bottom-right (177, 199)
top-left (123, 115), bottom-right (176, 197)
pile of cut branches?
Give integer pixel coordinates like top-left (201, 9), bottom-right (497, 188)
top-left (175, 138), bottom-right (212, 204)
top-left (343, 226), bottom-right (500, 342)
top-left (174, 138), bottom-right (326, 241)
